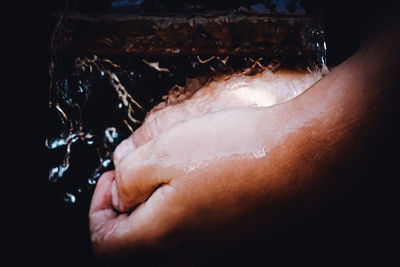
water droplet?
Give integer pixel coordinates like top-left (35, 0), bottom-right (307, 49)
top-left (49, 163), bottom-right (69, 183)
top-left (105, 127), bottom-right (119, 144)
top-left (102, 158), bottom-right (112, 168)
top-left (64, 193), bottom-right (76, 204)
top-left (88, 178), bottom-right (97, 185)
top-left (111, 74), bottom-right (120, 85)
top-left (46, 138), bottom-right (67, 149)
top-left (92, 172), bottom-right (101, 180)
top-left (48, 167), bottom-right (60, 183)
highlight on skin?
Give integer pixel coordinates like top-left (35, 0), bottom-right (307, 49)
top-left (113, 68), bottom-right (327, 165)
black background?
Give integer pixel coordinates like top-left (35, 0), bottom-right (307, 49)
top-left (10, 0), bottom-right (399, 266)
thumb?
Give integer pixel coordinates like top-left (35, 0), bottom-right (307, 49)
top-left (111, 143), bottom-right (175, 213)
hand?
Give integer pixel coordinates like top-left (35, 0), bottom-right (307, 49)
top-left (112, 70), bottom-right (323, 165)
top-left (89, 85), bottom-right (357, 260)
top-left (89, 6), bottom-right (400, 264)
top-left (90, 68), bottom-right (325, 261)
top-left (90, 106), bottom-right (304, 259)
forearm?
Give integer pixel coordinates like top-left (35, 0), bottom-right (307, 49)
top-left (243, 22), bottom-right (400, 232)
top-left (273, 21), bottom-right (400, 164)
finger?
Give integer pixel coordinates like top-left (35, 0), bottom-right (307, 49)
top-left (89, 170), bottom-right (115, 215)
top-left (93, 183), bottom-right (176, 259)
top-left (112, 142), bottom-right (175, 212)
top-left (89, 171), bottom-right (131, 259)
top-left (91, 158), bottom-right (178, 257)
top-left (89, 170), bottom-right (119, 251)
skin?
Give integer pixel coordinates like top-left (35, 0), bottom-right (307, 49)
top-left (112, 69), bottom-right (325, 165)
top-left (89, 21), bottom-right (399, 262)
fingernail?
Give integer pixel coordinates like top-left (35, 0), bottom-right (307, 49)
top-left (111, 180), bottom-right (119, 210)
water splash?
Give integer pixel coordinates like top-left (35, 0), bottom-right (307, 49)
top-left (47, 4), bottom-right (327, 204)
top-left (47, 54), bottom-right (146, 202)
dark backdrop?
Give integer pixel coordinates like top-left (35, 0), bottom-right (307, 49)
top-left (23, 0), bottom-right (400, 266)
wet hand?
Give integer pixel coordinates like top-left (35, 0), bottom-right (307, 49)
top-left (90, 107), bottom-right (299, 259)
top-left (89, 11), bottom-right (400, 262)
top-left (112, 70), bottom-right (322, 165)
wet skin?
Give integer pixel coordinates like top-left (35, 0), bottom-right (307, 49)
top-left (89, 24), bottom-right (399, 260)
top-left (112, 69), bottom-right (325, 164)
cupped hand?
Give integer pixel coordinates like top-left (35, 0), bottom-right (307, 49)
top-left (89, 96), bottom-right (335, 260)
top-left (88, 65), bottom-right (339, 260)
